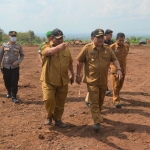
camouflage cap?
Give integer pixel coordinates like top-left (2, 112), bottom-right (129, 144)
top-left (46, 31), bottom-right (52, 37)
top-left (93, 29), bottom-right (104, 37)
top-left (9, 31), bottom-right (17, 36)
top-left (51, 28), bottom-right (63, 39)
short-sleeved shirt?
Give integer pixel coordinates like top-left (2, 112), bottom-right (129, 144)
top-left (110, 42), bottom-right (129, 74)
top-left (38, 41), bottom-right (52, 54)
top-left (40, 42), bottom-right (73, 86)
top-left (104, 40), bottom-right (114, 46)
top-left (76, 42), bottom-right (117, 87)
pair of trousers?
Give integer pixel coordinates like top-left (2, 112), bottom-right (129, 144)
top-left (3, 67), bottom-right (19, 97)
top-left (42, 82), bottom-right (68, 121)
top-left (87, 85), bottom-right (107, 124)
top-left (110, 73), bottom-right (125, 104)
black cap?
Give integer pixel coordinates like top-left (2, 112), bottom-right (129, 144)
top-left (93, 29), bottom-right (104, 37)
top-left (105, 29), bottom-right (113, 35)
top-left (51, 28), bottom-right (63, 39)
top-left (91, 31), bottom-right (95, 37)
top-left (9, 31), bottom-right (17, 36)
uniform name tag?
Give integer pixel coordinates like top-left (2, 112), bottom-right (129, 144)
top-left (90, 52), bottom-right (95, 61)
top-left (4, 48), bottom-right (9, 51)
top-left (14, 49), bottom-right (19, 52)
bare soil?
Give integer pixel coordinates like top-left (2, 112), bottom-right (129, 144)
top-left (0, 45), bottom-right (150, 150)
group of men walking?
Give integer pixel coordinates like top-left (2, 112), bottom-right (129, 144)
top-left (0, 28), bottom-right (129, 132)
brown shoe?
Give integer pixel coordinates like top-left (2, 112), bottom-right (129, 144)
top-left (55, 120), bottom-right (67, 128)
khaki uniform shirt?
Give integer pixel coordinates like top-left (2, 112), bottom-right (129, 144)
top-left (0, 42), bottom-right (24, 69)
top-left (110, 43), bottom-right (129, 74)
top-left (40, 42), bottom-right (73, 86)
top-left (76, 42), bottom-right (117, 87)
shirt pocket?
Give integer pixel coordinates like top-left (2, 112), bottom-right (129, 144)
top-left (13, 49), bottom-right (19, 55)
top-left (4, 47), bottom-right (9, 54)
top-left (88, 52), bottom-right (98, 63)
top-left (62, 53), bottom-right (70, 66)
top-left (114, 49), bottom-right (121, 58)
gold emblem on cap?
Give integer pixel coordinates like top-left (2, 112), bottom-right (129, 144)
top-left (99, 31), bottom-right (103, 34)
top-left (12, 31), bottom-right (15, 34)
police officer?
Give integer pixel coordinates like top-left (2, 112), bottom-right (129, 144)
top-left (38, 31), bottom-right (52, 64)
top-left (0, 31), bottom-right (24, 103)
top-left (40, 28), bottom-right (74, 127)
top-left (76, 29), bottom-right (122, 132)
top-left (104, 29), bottom-right (114, 95)
top-left (110, 33), bottom-right (129, 108)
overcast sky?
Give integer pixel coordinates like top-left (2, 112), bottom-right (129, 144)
top-left (0, 0), bottom-right (150, 37)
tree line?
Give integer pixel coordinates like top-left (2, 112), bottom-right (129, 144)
top-left (0, 29), bottom-right (46, 45)
top-left (0, 28), bottom-right (149, 45)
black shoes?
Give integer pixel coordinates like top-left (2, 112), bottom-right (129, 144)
top-left (55, 120), bottom-right (67, 128)
top-left (6, 92), bottom-right (19, 103)
top-left (93, 123), bottom-right (100, 132)
top-left (106, 90), bottom-right (111, 95)
top-left (12, 97), bottom-right (19, 103)
top-left (86, 102), bottom-right (90, 107)
top-left (115, 103), bottom-right (122, 108)
top-left (6, 93), bottom-right (11, 98)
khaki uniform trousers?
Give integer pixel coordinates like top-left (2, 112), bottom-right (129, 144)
top-left (110, 73), bottom-right (125, 104)
top-left (87, 85), bottom-right (107, 124)
top-left (42, 82), bottom-right (68, 121)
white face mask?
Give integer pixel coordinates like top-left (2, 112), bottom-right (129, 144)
top-left (10, 37), bottom-right (17, 42)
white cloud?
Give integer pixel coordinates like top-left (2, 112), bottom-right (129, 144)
top-left (0, 0), bottom-right (150, 35)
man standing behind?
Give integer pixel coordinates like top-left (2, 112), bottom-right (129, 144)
top-left (38, 31), bottom-right (52, 64)
top-left (104, 29), bottom-right (114, 45)
top-left (104, 29), bottom-right (114, 95)
top-left (0, 31), bottom-right (24, 103)
top-left (40, 29), bottom-right (74, 128)
top-left (110, 33), bottom-right (129, 108)
top-left (76, 29), bottom-right (122, 132)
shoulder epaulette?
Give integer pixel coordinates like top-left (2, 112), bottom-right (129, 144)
top-left (84, 42), bottom-right (92, 47)
top-left (2, 42), bottom-right (8, 46)
top-left (104, 43), bottom-right (109, 47)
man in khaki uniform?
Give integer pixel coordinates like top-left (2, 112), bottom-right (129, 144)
top-left (40, 28), bottom-right (74, 128)
top-left (110, 32), bottom-right (129, 108)
top-left (76, 29), bottom-right (122, 132)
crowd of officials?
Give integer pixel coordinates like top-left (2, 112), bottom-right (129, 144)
top-left (0, 28), bottom-right (129, 132)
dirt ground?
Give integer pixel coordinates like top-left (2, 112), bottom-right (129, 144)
top-left (0, 45), bottom-right (150, 150)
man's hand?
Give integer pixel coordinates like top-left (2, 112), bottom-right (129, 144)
top-left (116, 70), bottom-right (122, 80)
top-left (58, 43), bottom-right (68, 51)
top-left (12, 62), bottom-right (19, 66)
